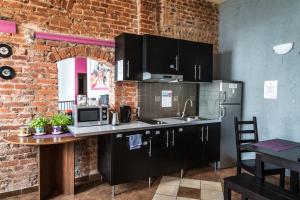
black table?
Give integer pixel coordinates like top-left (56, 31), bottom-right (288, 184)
top-left (244, 140), bottom-right (300, 193)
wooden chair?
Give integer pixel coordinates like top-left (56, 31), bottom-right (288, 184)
top-left (234, 117), bottom-right (285, 187)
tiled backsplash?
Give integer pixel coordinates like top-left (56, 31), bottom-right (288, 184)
top-left (138, 82), bottom-right (198, 119)
top-left (199, 82), bottom-right (220, 119)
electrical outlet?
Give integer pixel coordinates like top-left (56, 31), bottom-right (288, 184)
top-left (174, 96), bottom-right (178, 102)
top-left (155, 96), bottom-right (161, 102)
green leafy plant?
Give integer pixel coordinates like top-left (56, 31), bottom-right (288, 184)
top-left (50, 113), bottom-right (72, 127)
top-left (30, 117), bottom-right (49, 128)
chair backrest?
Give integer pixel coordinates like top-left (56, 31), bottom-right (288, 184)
top-left (234, 116), bottom-right (259, 163)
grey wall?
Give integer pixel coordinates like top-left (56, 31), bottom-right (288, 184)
top-left (138, 82), bottom-right (198, 119)
top-left (219, 0), bottom-right (300, 141)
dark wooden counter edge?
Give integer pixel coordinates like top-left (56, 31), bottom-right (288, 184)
top-left (2, 135), bottom-right (85, 146)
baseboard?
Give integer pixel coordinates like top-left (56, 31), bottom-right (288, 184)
top-left (0, 174), bottom-right (102, 198)
top-left (0, 186), bottom-right (38, 199)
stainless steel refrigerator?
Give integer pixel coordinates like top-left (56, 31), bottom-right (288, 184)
top-left (199, 80), bottom-right (243, 169)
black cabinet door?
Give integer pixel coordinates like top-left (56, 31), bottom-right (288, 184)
top-left (150, 128), bottom-right (184, 176)
top-left (184, 125), bottom-right (204, 169)
top-left (198, 43), bottom-right (213, 82)
top-left (143, 35), bottom-right (179, 75)
top-left (115, 33), bottom-right (142, 81)
top-left (179, 40), bottom-right (213, 82)
top-left (203, 123), bottom-right (221, 164)
top-left (112, 131), bottom-right (151, 185)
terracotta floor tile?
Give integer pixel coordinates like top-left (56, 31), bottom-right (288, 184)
top-left (177, 187), bottom-right (200, 199)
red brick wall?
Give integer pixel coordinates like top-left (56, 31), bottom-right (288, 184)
top-left (0, 0), bottom-right (218, 193)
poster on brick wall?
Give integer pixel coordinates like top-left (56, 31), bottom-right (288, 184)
top-left (87, 59), bottom-right (111, 98)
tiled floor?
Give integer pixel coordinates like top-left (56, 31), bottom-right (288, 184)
top-left (3, 166), bottom-right (285, 200)
top-left (153, 176), bottom-right (223, 200)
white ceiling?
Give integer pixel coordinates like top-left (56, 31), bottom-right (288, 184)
top-left (207, 0), bottom-right (227, 4)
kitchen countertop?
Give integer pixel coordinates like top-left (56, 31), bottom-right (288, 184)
top-left (68, 117), bottom-right (221, 137)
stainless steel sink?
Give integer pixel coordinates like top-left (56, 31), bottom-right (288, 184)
top-left (173, 116), bottom-right (209, 122)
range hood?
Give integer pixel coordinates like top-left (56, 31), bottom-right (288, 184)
top-left (142, 72), bottom-right (183, 82)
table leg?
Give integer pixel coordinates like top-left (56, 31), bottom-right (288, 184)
top-left (290, 171), bottom-right (299, 193)
top-left (255, 153), bottom-right (264, 182)
top-left (38, 142), bottom-right (75, 200)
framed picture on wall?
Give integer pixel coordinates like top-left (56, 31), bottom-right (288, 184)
top-left (88, 59), bottom-right (111, 91)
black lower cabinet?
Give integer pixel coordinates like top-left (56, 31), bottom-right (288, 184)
top-left (151, 127), bottom-right (185, 177)
top-left (98, 130), bottom-right (151, 185)
top-left (184, 125), bottom-right (204, 169)
top-left (203, 123), bottom-right (220, 164)
top-left (98, 123), bottom-right (220, 186)
top-left (184, 123), bottom-right (221, 170)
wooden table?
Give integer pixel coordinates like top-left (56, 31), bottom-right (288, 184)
top-left (244, 140), bottom-right (300, 193)
top-left (2, 135), bottom-right (84, 200)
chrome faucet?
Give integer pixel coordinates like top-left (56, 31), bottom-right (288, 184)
top-left (181, 98), bottom-right (193, 118)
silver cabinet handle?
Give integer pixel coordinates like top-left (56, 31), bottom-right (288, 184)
top-left (198, 65), bottom-right (201, 80)
top-left (206, 126), bottom-right (209, 141)
top-left (126, 60), bottom-right (130, 78)
top-left (194, 65), bottom-right (197, 80)
top-left (201, 126), bottom-right (204, 142)
top-left (166, 130), bottom-right (169, 148)
top-left (175, 55), bottom-right (178, 71)
top-left (172, 129), bottom-right (175, 147)
top-left (148, 137), bottom-right (152, 157)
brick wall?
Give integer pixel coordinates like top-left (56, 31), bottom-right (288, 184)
top-left (0, 0), bottom-right (218, 194)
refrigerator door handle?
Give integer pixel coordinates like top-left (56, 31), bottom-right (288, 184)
top-left (222, 91), bottom-right (226, 102)
top-left (220, 106), bottom-right (226, 118)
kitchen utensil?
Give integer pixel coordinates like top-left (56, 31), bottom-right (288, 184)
top-left (18, 126), bottom-right (31, 137)
top-left (99, 94), bottom-right (109, 106)
top-left (120, 105), bottom-right (131, 123)
top-left (88, 98), bottom-right (97, 106)
top-left (111, 111), bottom-right (119, 126)
top-left (77, 95), bottom-right (87, 106)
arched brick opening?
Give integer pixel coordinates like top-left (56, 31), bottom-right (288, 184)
top-left (51, 45), bottom-right (116, 108)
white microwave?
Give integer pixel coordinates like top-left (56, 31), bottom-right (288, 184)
top-left (72, 105), bottom-right (109, 127)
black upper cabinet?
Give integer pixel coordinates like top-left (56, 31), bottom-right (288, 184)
top-left (115, 33), bottom-right (213, 82)
top-left (115, 33), bottom-right (142, 81)
top-left (178, 40), bottom-right (213, 82)
top-left (143, 35), bottom-right (179, 75)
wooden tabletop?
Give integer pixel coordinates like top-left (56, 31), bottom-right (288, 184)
top-left (2, 135), bottom-right (84, 146)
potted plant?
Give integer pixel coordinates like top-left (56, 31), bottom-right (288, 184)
top-left (50, 113), bottom-right (72, 134)
top-left (30, 117), bottom-right (49, 135)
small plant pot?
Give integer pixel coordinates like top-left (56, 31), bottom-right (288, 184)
top-left (35, 127), bottom-right (45, 135)
top-left (52, 126), bottom-right (62, 134)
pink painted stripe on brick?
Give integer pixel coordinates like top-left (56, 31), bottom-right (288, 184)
top-left (0, 20), bottom-right (16, 34)
top-left (35, 32), bottom-right (115, 47)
